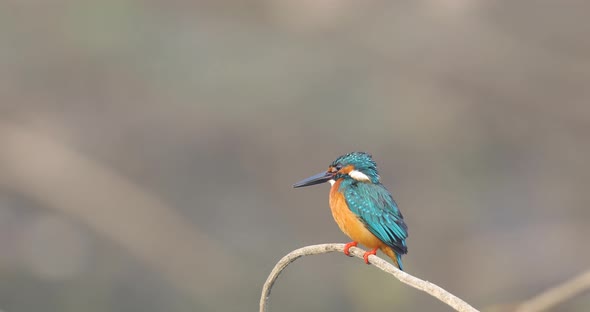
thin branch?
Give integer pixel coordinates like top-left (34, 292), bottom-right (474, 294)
top-left (515, 269), bottom-right (590, 312)
top-left (260, 243), bottom-right (479, 312)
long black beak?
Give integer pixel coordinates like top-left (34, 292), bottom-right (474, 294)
top-left (293, 171), bottom-right (334, 188)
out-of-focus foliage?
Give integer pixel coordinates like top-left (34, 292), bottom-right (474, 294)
top-left (1, 1), bottom-right (589, 311)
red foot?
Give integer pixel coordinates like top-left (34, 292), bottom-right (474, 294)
top-left (363, 247), bottom-right (378, 264)
top-left (343, 241), bottom-right (358, 256)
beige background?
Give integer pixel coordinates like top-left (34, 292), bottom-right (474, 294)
top-left (1, 1), bottom-right (589, 311)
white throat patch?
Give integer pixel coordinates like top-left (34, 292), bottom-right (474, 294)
top-left (329, 179), bottom-right (335, 186)
top-left (348, 170), bottom-right (371, 182)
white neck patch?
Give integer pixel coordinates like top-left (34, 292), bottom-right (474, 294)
top-left (329, 179), bottom-right (335, 186)
top-left (348, 170), bottom-right (371, 182)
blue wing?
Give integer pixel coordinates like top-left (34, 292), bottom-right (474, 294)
top-left (342, 181), bottom-right (408, 255)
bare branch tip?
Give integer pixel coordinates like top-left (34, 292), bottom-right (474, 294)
top-left (259, 243), bottom-right (479, 312)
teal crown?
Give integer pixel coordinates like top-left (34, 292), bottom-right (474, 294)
top-left (332, 152), bottom-right (380, 183)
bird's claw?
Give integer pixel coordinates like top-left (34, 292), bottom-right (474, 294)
top-left (363, 248), bottom-right (378, 264)
top-left (343, 241), bottom-right (358, 256)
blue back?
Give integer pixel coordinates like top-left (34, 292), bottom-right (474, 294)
top-left (339, 179), bottom-right (408, 267)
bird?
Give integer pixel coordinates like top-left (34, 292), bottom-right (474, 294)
top-left (293, 152), bottom-right (408, 270)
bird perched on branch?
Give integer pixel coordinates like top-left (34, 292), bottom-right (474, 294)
top-left (293, 152), bottom-right (408, 270)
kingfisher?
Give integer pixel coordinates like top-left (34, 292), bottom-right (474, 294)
top-left (293, 152), bottom-right (408, 270)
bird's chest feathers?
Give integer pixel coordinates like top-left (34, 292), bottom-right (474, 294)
top-left (329, 181), bottom-right (350, 234)
top-left (329, 180), bottom-right (377, 245)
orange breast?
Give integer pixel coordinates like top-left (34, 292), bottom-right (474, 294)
top-left (329, 179), bottom-right (383, 249)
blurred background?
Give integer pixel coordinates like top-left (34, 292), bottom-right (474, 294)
top-left (1, 1), bottom-right (589, 311)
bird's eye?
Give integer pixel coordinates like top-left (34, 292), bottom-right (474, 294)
top-left (335, 164), bottom-right (343, 170)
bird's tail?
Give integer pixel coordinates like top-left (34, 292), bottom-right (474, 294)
top-left (381, 246), bottom-right (404, 271)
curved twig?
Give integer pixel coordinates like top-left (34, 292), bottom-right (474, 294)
top-left (515, 269), bottom-right (590, 312)
top-left (260, 243), bottom-right (479, 312)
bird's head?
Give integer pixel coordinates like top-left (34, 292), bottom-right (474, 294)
top-left (293, 152), bottom-right (380, 188)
